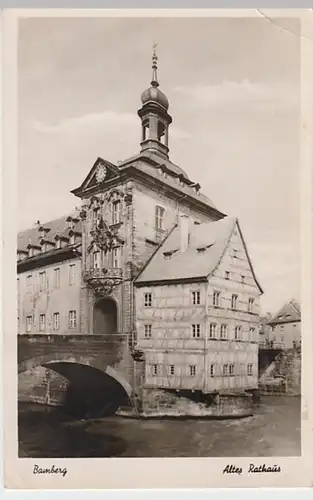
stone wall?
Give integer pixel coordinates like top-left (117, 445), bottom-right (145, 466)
top-left (259, 347), bottom-right (301, 395)
top-left (140, 388), bottom-right (254, 418)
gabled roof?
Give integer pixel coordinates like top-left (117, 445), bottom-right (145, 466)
top-left (17, 213), bottom-right (82, 253)
top-left (71, 157), bottom-right (120, 197)
top-left (135, 216), bottom-right (263, 292)
top-left (268, 300), bottom-right (301, 325)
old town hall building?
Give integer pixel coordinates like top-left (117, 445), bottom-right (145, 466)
top-left (17, 51), bottom-right (263, 412)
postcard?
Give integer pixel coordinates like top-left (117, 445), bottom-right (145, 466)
top-left (2, 7), bottom-right (313, 489)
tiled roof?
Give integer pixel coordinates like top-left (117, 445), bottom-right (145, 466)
top-left (119, 155), bottom-right (221, 216)
top-left (119, 150), bottom-right (190, 180)
top-left (17, 213), bottom-right (82, 252)
top-left (268, 300), bottom-right (301, 325)
top-left (135, 216), bottom-right (237, 284)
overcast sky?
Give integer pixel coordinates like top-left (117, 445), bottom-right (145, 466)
top-left (18, 15), bottom-right (300, 314)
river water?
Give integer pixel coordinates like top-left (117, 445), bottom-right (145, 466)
top-left (18, 396), bottom-right (301, 458)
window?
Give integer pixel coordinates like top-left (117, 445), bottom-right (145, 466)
top-left (231, 294), bottom-right (238, 310)
top-left (70, 234), bottom-right (76, 245)
top-left (69, 264), bottom-right (76, 285)
top-left (170, 365), bottom-right (175, 375)
top-left (93, 207), bottom-right (100, 220)
top-left (93, 251), bottom-right (100, 270)
top-left (53, 312), bottom-right (60, 331)
top-left (26, 315), bottom-right (32, 333)
top-left (112, 200), bottom-right (121, 225)
top-left (223, 364), bottom-right (229, 376)
top-left (144, 325), bottom-right (152, 338)
top-left (56, 239), bottom-right (61, 249)
top-left (280, 325), bottom-right (284, 330)
top-left (249, 327), bottom-right (255, 342)
top-left (152, 364), bottom-right (158, 376)
top-left (54, 268), bottom-right (60, 289)
top-left (209, 323), bottom-right (217, 339)
top-left (248, 298), bottom-right (254, 313)
top-left (155, 205), bottom-right (165, 231)
top-left (220, 324), bottom-right (228, 339)
top-left (112, 247), bottom-right (120, 268)
top-left (235, 325), bottom-right (242, 340)
top-left (233, 249), bottom-right (238, 258)
top-left (39, 271), bottom-right (46, 292)
top-left (213, 291), bottom-right (220, 307)
top-left (225, 271), bottom-right (230, 280)
top-left (69, 310), bottom-right (77, 329)
top-left (192, 291), bottom-right (200, 305)
top-left (39, 314), bottom-right (46, 332)
top-left (210, 364), bottom-right (215, 377)
top-left (144, 293), bottom-right (152, 307)
top-left (189, 365), bottom-right (196, 376)
top-left (241, 275), bottom-right (245, 284)
top-left (192, 324), bottom-right (201, 338)
top-left (26, 275), bottom-right (32, 293)
top-left (247, 364), bottom-right (253, 376)
top-left (229, 364), bottom-right (235, 377)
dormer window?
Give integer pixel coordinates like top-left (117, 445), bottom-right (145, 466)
top-left (56, 239), bottom-right (61, 249)
top-left (70, 234), bottom-right (76, 245)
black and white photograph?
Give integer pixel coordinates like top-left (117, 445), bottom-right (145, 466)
top-left (3, 8), bottom-right (313, 490)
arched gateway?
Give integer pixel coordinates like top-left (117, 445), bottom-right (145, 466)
top-left (93, 297), bottom-right (118, 334)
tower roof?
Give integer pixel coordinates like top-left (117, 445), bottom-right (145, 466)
top-left (140, 46), bottom-right (169, 110)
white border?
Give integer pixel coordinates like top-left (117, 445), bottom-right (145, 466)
top-left (2, 8), bottom-right (313, 489)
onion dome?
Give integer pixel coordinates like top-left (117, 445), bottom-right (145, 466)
top-left (140, 46), bottom-right (169, 110)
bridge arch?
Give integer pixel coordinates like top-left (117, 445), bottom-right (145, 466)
top-left (18, 353), bottom-right (133, 399)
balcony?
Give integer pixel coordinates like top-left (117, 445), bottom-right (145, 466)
top-left (83, 267), bottom-right (123, 297)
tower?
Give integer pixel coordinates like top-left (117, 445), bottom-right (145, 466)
top-left (138, 47), bottom-right (172, 159)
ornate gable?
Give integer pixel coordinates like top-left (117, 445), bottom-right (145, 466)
top-left (71, 157), bottom-right (120, 198)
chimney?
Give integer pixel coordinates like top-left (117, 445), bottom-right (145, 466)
top-left (180, 214), bottom-right (189, 253)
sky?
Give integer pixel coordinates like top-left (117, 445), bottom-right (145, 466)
top-left (18, 15), bottom-right (301, 314)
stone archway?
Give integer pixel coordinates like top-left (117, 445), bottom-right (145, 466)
top-left (93, 297), bottom-right (117, 334)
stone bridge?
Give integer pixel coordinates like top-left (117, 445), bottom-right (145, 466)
top-left (258, 345), bottom-right (284, 376)
top-left (18, 334), bottom-right (142, 417)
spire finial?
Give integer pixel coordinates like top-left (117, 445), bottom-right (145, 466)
top-left (151, 43), bottom-right (159, 88)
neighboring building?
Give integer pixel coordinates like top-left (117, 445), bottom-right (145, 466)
top-left (17, 216), bottom-right (82, 335)
top-left (17, 49), bottom-right (262, 409)
top-left (265, 300), bottom-right (301, 349)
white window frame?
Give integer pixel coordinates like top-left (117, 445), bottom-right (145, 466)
top-left (144, 324), bottom-right (152, 338)
top-left (53, 312), bottom-right (60, 331)
top-left (223, 364), bottom-right (229, 376)
top-left (39, 271), bottom-right (46, 292)
top-left (69, 310), bottom-right (77, 329)
top-left (247, 363), bottom-right (253, 376)
top-left (220, 324), bottom-right (228, 339)
top-left (209, 323), bottom-right (217, 339)
top-left (189, 365), bottom-right (196, 376)
top-left (155, 205), bottom-right (165, 231)
top-left (213, 291), bottom-right (220, 307)
top-left (69, 264), bottom-right (76, 285)
top-left (231, 294), bottom-right (238, 310)
top-left (54, 268), bottom-right (60, 289)
top-left (112, 247), bottom-right (120, 269)
top-left (144, 293), bottom-right (152, 307)
top-left (192, 291), bottom-right (200, 305)
top-left (26, 315), bottom-right (32, 332)
top-left (112, 200), bottom-right (121, 225)
top-left (248, 297), bottom-right (254, 313)
top-left (235, 325), bottom-right (242, 340)
top-left (39, 314), bottom-right (46, 332)
top-left (192, 324), bottom-right (201, 338)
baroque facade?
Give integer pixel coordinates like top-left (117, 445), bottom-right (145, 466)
top-left (17, 50), bottom-right (262, 408)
